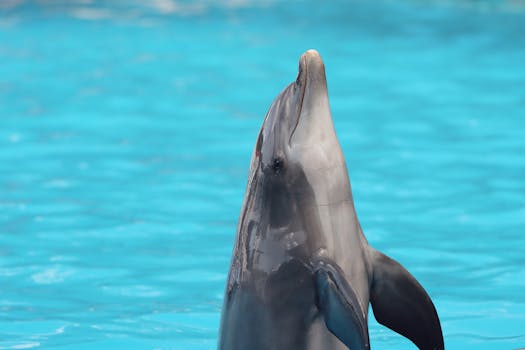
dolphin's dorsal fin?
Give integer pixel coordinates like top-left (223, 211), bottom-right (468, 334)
top-left (369, 249), bottom-right (444, 350)
top-left (314, 259), bottom-right (370, 350)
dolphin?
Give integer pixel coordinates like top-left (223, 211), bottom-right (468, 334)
top-left (218, 49), bottom-right (444, 350)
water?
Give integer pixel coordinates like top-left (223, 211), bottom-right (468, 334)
top-left (1, 1), bottom-right (524, 349)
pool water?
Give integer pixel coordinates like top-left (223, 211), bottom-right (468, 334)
top-left (1, 1), bottom-right (524, 349)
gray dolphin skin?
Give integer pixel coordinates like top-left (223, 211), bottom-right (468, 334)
top-left (218, 50), bottom-right (444, 350)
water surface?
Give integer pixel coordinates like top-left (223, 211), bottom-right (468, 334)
top-left (1, 1), bottom-right (524, 349)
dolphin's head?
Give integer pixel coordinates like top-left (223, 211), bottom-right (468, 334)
top-left (242, 50), bottom-right (354, 237)
top-left (248, 50), bottom-right (351, 208)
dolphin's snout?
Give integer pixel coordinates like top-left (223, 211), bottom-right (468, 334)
top-left (301, 49), bottom-right (323, 66)
top-left (298, 49), bottom-right (326, 85)
top-left (289, 49), bottom-right (330, 146)
top-left (297, 50), bottom-right (321, 86)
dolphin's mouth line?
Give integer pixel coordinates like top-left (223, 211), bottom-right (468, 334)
top-left (289, 59), bottom-right (307, 145)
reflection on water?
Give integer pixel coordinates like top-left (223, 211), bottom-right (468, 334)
top-left (0, 1), bottom-right (524, 349)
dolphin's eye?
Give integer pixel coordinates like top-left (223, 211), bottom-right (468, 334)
top-left (271, 157), bottom-right (284, 173)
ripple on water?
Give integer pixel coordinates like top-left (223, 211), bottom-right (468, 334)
top-left (0, 1), bottom-right (524, 349)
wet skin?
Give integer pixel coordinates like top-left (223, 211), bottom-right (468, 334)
top-left (218, 50), bottom-right (444, 350)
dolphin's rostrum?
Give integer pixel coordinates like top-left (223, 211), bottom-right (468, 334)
top-left (218, 50), bottom-right (444, 350)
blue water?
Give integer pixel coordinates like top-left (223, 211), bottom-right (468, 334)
top-left (1, 1), bottom-right (524, 349)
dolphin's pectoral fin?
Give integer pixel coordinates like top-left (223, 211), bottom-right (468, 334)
top-left (314, 260), bottom-right (370, 350)
top-left (370, 250), bottom-right (444, 350)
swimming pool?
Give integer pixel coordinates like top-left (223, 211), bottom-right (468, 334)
top-left (0, 1), bottom-right (524, 349)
